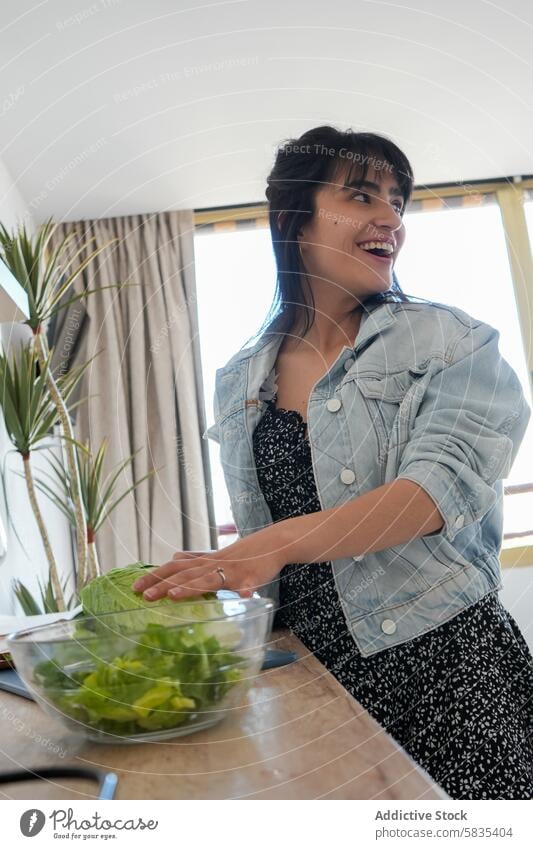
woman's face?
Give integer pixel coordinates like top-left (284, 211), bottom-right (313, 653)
top-left (296, 161), bottom-right (406, 300)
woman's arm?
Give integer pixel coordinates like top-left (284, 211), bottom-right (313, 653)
top-left (131, 479), bottom-right (443, 601)
top-left (276, 478), bottom-right (444, 564)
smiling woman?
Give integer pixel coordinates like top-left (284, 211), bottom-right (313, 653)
top-left (149, 124), bottom-right (533, 801)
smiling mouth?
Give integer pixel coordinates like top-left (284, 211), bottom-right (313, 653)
top-left (355, 244), bottom-right (394, 264)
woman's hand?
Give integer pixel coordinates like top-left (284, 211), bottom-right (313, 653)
top-left (131, 525), bottom-right (291, 601)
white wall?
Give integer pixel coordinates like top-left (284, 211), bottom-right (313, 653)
top-left (0, 156), bottom-right (75, 614)
top-left (0, 154), bottom-right (32, 232)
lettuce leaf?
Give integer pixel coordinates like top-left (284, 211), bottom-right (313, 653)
top-left (34, 621), bottom-right (247, 736)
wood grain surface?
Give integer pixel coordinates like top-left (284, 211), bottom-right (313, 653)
top-left (0, 628), bottom-right (449, 800)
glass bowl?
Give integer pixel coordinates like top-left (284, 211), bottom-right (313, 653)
top-left (6, 595), bottom-right (274, 744)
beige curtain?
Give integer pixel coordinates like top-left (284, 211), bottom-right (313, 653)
top-left (46, 210), bottom-right (217, 572)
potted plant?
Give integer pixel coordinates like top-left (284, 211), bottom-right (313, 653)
top-left (0, 341), bottom-right (90, 610)
top-left (0, 218), bottom-right (152, 614)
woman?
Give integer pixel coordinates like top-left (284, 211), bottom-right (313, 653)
top-left (133, 125), bottom-right (533, 800)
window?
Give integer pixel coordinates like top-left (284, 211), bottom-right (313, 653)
top-left (194, 225), bottom-right (276, 541)
top-left (395, 195), bottom-right (533, 549)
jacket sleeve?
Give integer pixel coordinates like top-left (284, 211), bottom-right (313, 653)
top-left (395, 321), bottom-right (531, 544)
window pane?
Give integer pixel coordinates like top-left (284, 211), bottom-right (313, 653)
top-left (395, 200), bottom-right (533, 544)
top-left (194, 227), bottom-right (276, 527)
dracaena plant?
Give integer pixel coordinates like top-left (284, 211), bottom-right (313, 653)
top-left (27, 437), bottom-right (159, 589)
top-left (0, 217), bottom-right (136, 589)
top-left (12, 573), bottom-right (76, 616)
top-left (0, 342), bottom-right (92, 611)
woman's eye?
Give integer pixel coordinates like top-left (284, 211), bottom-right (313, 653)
top-left (350, 190), bottom-right (403, 216)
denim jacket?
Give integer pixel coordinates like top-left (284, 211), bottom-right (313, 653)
top-left (202, 300), bottom-right (531, 656)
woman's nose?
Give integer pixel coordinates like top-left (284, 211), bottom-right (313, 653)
top-left (372, 202), bottom-right (402, 230)
top-left (373, 204), bottom-right (403, 231)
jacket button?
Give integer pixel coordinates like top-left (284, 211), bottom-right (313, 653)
top-left (326, 398), bottom-right (342, 412)
top-left (381, 619), bottom-right (396, 635)
top-left (340, 468), bottom-right (356, 484)
top-left (344, 357), bottom-right (355, 371)
top-left (454, 515), bottom-right (465, 529)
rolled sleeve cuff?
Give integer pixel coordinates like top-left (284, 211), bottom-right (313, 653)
top-left (396, 459), bottom-right (495, 544)
top-left (202, 423), bottom-right (220, 443)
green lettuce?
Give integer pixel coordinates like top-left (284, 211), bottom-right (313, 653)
top-left (32, 563), bottom-right (248, 738)
top-left (79, 562), bottom-right (223, 621)
top-left (34, 622), bottom-right (246, 736)
top-left (78, 562), bottom-right (242, 649)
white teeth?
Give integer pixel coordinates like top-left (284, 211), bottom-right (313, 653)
top-left (358, 241), bottom-right (394, 253)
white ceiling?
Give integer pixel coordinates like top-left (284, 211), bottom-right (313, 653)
top-left (2, 0), bottom-right (533, 222)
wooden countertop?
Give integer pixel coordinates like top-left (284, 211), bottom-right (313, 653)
top-left (0, 627), bottom-right (448, 800)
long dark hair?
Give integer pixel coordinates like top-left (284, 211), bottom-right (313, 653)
top-left (253, 124), bottom-right (430, 345)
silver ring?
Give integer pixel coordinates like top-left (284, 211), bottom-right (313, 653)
top-left (215, 566), bottom-right (226, 587)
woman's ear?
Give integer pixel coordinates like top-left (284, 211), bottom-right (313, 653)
top-left (277, 210), bottom-right (287, 229)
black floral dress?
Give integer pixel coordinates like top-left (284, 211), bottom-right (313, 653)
top-left (252, 397), bottom-right (533, 800)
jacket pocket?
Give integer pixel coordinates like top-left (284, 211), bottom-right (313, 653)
top-left (420, 533), bottom-right (474, 575)
top-left (352, 372), bottom-right (413, 402)
top-left (380, 547), bottom-right (435, 598)
top-left (352, 361), bottom-right (430, 398)
top-left (343, 548), bottom-right (433, 618)
top-left (352, 368), bottom-right (426, 467)
top-left (384, 535), bottom-right (472, 596)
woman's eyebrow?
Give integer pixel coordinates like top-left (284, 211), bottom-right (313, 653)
top-left (342, 179), bottom-right (403, 197)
